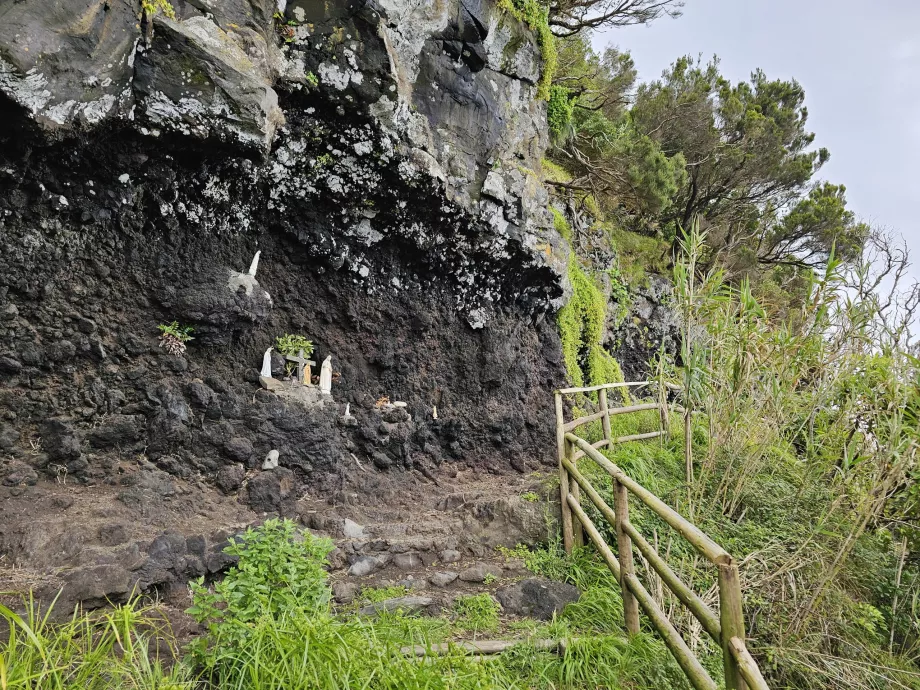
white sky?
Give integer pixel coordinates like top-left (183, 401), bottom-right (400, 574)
top-left (595, 0), bottom-right (920, 283)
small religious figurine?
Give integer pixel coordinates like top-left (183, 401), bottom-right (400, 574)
top-left (319, 356), bottom-right (333, 394)
top-left (260, 346), bottom-right (273, 378)
top-left (248, 250), bottom-right (261, 277)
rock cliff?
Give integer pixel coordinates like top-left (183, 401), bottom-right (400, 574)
top-left (0, 0), bottom-right (569, 609)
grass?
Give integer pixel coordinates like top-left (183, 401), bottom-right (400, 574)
top-left (0, 595), bottom-right (194, 690)
top-left (452, 594), bottom-right (501, 633)
top-left (0, 518), bottom-right (695, 690)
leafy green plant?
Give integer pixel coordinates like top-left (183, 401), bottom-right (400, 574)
top-left (306, 71), bottom-right (319, 88)
top-left (157, 321), bottom-right (193, 356)
top-left (274, 333), bottom-right (314, 376)
top-left (521, 491), bottom-right (540, 502)
top-left (274, 333), bottom-right (314, 358)
top-left (187, 519), bottom-right (333, 670)
top-left (547, 85), bottom-right (576, 143)
top-left (141, 0), bottom-right (176, 19)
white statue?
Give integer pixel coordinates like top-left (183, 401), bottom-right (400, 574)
top-left (248, 250), bottom-right (261, 277)
top-left (319, 356), bottom-right (333, 394)
top-left (262, 449), bottom-right (279, 470)
top-left (344, 403), bottom-right (352, 418)
top-left (260, 346), bottom-right (273, 378)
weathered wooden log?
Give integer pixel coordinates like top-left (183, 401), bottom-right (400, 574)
top-left (401, 638), bottom-right (563, 657)
top-left (599, 388), bottom-right (612, 446)
top-left (565, 434), bottom-right (731, 565)
top-left (555, 392), bottom-right (575, 554)
top-left (615, 478), bottom-right (640, 634)
top-left (623, 521), bottom-right (722, 644)
top-left (728, 637), bottom-right (770, 690)
top-left (567, 497), bottom-right (718, 690)
top-left (720, 564), bottom-right (748, 690)
top-left (571, 431), bottom-right (666, 460)
top-left (563, 404), bottom-right (661, 433)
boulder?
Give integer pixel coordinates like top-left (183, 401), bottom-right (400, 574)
top-left (495, 578), bottom-right (581, 620)
top-left (428, 571), bottom-right (459, 588)
top-left (243, 466), bottom-right (294, 513)
top-left (458, 562), bottom-right (502, 583)
top-left (348, 555), bottom-right (384, 577)
top-left (87, 415), bottom-right (145, 448)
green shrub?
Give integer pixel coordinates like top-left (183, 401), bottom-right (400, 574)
top-left (187, 519), bottom-right (333, 670)
top-left (274, 333), bottom-right (314, 358)
top-left (547, 85), bottom-right (576, 142)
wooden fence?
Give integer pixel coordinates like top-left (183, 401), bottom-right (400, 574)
top-left (555, 381), bottom-right (769, 690)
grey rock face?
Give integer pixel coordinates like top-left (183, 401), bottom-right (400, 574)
top-left (0, 0), bottom-right (567, 324)
top-left (605, 275), bottom-right (682, 381)
top-left (134, 16), bottom-right (284, 153)
top-left (495, 577), bottom-right (581, 620)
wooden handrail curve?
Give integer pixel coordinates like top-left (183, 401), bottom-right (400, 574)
top-left (554, 382), bottom-right (766, 689)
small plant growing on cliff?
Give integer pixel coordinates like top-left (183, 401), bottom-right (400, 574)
top-left (547, 85), bottom-right (576, 143)
top-left (157, 321), bottom-right (193, 356)
top-left (141, 0), bottom-right (176, 19)
top-left (275, 333), bottom-right (314, 376)
top-left (275, 334), bottom-right (314, 358)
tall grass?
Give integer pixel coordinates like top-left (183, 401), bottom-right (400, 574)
top-left (0, 594), bottom-right (193, 690)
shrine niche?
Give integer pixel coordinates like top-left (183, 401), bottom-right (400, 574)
top-left (258, 332), bottom-right (336, 408)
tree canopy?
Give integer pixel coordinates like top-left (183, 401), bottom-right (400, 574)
top-left (547, 41), bottom-right (868, 280)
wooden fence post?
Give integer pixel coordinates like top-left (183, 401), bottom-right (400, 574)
top-left (614, 479), bottom-right (640, 634)
top-left (555, 391), bottom-right (575, 554)
top-left (719, 562), bottom-right (748, 690)
top-left (657, 384), bottom-right (670, 439)
top-left (599, 388), bottom-right (612, 446)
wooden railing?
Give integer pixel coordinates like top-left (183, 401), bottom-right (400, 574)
top-left (554, 382), bottom-right (770, 690)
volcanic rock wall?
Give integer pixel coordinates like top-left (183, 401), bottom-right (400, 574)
top-left (0, 0), bottom-right (569, 605)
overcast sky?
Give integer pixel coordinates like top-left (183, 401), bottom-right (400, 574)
top-left (595, 0), bottom-right (920, 283)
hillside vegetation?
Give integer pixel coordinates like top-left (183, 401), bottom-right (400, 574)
top-left (545, 11), bottom-right (920, 689)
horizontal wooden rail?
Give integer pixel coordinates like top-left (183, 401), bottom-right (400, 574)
top-left (565, 433), bottom-right (731, 565)
top-left (568, 496), bottom-right (717, 690)
top-left (622, 521), bottom-right (722, 643)
top-left (557, 380), bottom-right (652, 395)
top-left (573, 431), bottom-right (667, 459)
top-left (562, 458), bottom-right (722, 643)
top-left (729, 638), bottom-right (770, 690)
top-left (564, 403), bottom-right (661, 432)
